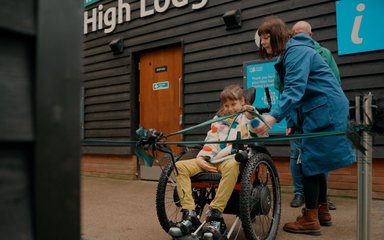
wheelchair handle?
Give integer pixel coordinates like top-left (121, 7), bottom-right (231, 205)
top-left (136, 127), bottom-right (164, 146)
top-left (255, 87), bottom-right (272, 114)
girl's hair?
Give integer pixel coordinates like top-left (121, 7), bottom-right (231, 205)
top-left (258, 16), bottom-right (291, 58)
top-left (217, 84), bottom-right (248, 115)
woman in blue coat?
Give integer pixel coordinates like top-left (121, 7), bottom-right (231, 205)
top-left (254, 16), bottom-right (355, 236)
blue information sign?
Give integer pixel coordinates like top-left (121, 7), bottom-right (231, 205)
top-left (243, 60), bottom-right (286, 134)
top-left (336, 0), bottom-right (384, 55)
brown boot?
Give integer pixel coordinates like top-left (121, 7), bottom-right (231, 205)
top-left (283, 208), bottom-right (321, 235)
top-left (318, 202), bottom-right (332, 226)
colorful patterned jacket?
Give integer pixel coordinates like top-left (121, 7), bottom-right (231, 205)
top-left (197, 113), bottom-right (258, 164)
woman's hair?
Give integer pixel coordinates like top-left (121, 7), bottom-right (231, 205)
top-left (217, 84), bottom-right (248, 115)
top-left (258, 16), bottom-right (291, 58)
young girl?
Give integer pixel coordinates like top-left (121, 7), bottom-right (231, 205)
top-left (168, 84), bottom-right (258, 239)
top-left (255, 16), bottom-right (355, 236)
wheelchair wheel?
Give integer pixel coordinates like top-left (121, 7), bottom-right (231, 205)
top-left (156, 161), bottom-right (208, 233)
top-left (239, 153), bottom-right (281, 240)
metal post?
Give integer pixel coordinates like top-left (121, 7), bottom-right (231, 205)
top-left (357, 93), bottom-right (373, 240)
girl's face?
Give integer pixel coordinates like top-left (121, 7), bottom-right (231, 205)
top-left (222, 98), bottom-right (245, 115)
top-left (260, 33), bottom-right (272, 54)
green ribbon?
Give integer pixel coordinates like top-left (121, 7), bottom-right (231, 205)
top-left (83, 139), bottom-right (137, 144)
top-left (164, 109), bottom-right (270, 138)
top-left (134, 147), bottom-right (155, 167)
top-left (164, 112), bottom-right (240, 138)
top-left (157, 130), bottom-right (348, 145)
top-left (83, 111), bottom-right (369, 166)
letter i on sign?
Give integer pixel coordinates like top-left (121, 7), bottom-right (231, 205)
top-left (351, 3), bottom-right (365, 44)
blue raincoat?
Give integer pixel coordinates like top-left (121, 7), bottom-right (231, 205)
top-left (271, 33), bottom-right (355, 176)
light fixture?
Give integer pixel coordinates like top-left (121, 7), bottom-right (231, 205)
top-left (109, 38), bottom-right (124, 54)
top-left (222, 9), bottom-right (242, 30)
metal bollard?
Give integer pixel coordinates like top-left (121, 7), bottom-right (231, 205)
top-left (357, 93), bottom-right (373, 240)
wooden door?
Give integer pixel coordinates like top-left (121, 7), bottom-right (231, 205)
top-left (139, 46), bottom-right (183, 156)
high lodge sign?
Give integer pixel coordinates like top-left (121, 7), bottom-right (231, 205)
top-left (84, 0), bottom-right (209, 34)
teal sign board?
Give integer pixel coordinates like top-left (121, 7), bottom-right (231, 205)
top-left (84, 0), bottom-right (101, 7)
top-left (244, 60), bottom-right (286, 134)
top-left (336, 0), bottom-right (384, 55)
top-left (153, 81), bottom-right (169, 91)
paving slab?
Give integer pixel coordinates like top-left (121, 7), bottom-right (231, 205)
top-left (81, 176), bottom-right (384, 240)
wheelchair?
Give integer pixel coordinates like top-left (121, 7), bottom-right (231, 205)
top-left (137, 88), bottom-right (281, 240)
top-left (155, 141), bottom-right (281, 240)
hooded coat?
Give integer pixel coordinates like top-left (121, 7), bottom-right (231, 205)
top-left (270, 33), bottom-right (355, 176)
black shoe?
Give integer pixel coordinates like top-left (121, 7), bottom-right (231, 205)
top-left (328, 199), bottom-right (336, 210)
top-left (203, 208), bottom-right (227, 240)
top-left (168, 209), bottom-right (200, 237)
top-left (290, 194), bottom-right (305, 208)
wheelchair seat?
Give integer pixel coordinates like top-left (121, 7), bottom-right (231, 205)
top-left (190, 172), bottom-right (222, 183)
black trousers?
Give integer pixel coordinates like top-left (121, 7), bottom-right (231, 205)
top-left (302, 173), bottom-right (328, 209)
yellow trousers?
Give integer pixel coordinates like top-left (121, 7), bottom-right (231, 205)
top-left (175, 158), bottom-right (240, 213)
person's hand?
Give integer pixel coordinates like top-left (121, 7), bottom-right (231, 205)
top-left (242, 104), bottom-right (256, 119)
top-left (196, 157), bottom-right (218, 172)
top-left (286, 128), bottom-right (295, 135)
top-left (254, 114), bottom-right (277, 137)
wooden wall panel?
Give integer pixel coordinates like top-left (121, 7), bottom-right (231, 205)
top-left (85, 110), bottom-right (130, 121)
top-left (82, 0), bottom-right (384, 157)
top-left (85, 84), bottom-right (130, 97)
top-left (85, 102), bottom-right (130, 114)
top-left (85, 92), bottom-right (131, 105)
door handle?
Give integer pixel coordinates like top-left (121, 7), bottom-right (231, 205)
top-left (178, 77), bottom-right (182, 108)
top-left (179, 114), bottom-right (183, 126)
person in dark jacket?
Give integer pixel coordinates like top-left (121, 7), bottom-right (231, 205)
top-left (254, 16), bottom-right (355, 236)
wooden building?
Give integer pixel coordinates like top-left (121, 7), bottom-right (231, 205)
top-left (81, 0), bottom-right (384, 198)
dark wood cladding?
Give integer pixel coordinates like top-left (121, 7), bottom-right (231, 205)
top-left (82, 0), bottom-right (384, 157)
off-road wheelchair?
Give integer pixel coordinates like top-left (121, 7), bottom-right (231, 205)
top-left (136, 88), bottom-right (281, 240)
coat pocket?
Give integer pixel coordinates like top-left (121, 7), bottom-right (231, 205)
top-left (302, 96), bottom-right (332, 132)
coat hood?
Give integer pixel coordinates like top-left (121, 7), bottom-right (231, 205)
top-left (286, 33), bottom-right (315, 50)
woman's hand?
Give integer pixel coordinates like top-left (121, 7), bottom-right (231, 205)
top-left (242, 104), bottom-right (256, 119)
top-left (286, 127), bottom-right (295, 135)
top-left (196, 157), bottom-right (218, 172)
top-left (254, 114), bottom-right (277, 137)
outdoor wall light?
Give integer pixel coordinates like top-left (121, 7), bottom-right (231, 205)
top-left (222, 9), bottom-right (242, 30)
top-left (109, 38), bottom-right (124, 54)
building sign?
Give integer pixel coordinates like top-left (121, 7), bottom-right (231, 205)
top-left (153, 81), bottom-right (169, 91)
top-left (84, 0), bottom-right (209, 34)
top-left (336, 0), bottom-right (384, 55)
top-left (84, 0), bottom-right (101, 7)
top-left (155, 66), bottom-right (167, 73)
top-left (244, 60), bottom-right (286, 134)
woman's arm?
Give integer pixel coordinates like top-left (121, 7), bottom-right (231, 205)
top-left (270, 46), bottom-right (311, 122)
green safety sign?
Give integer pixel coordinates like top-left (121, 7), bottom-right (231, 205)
top-left (153, 81), bottom-right (169, 91)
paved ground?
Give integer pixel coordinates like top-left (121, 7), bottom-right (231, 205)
top-left (81, 176), bottom-right (384, 240)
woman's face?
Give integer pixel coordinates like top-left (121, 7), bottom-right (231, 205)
top-left (222, 98), bottom-right (244, 115)
top-left (260, 33), bottom-right (272, 55)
